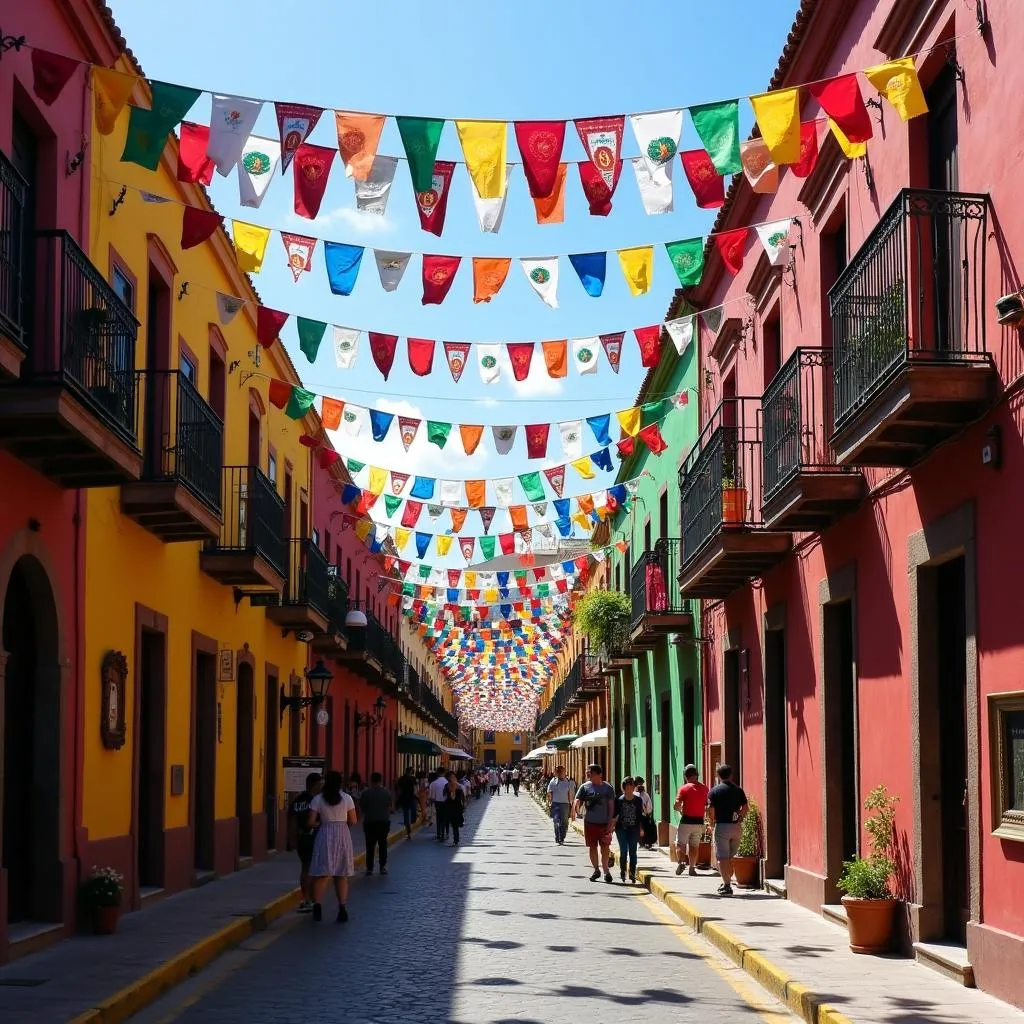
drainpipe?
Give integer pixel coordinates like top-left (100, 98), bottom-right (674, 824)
top-left (72, 489), bottom-right (84, 877)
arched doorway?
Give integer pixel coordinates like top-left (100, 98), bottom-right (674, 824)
top-left (235, 661), bottom-right (254, 861)
top-left (2, 555), bottom-right (61, 927)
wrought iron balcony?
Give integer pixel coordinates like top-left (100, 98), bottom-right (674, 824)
top-left (312, 564), bottom-right (350, 655)
top-left (0, 230), bottom-right (141, 485)
top-left (200, 465), bottom-right (287, 592)
top-left (761, 348), bottom-right (865, 531)
top-left (341, 604), bottom-right (402, 685)
top-left (536, 650), bottom-right (606, 735)
top-left (629, 538), bottom-right (695, 644)
top-left (600, 619), bottom-right (636, 674)
top-left (121, 370), bottom-right (224, 541)
top-left (0, 149), bottom-right (27, 375)
top-left (829, 188), bottom-right (994, 466)
top-left (679, 397), bottom-right (791, 598)
top-left (265, 538), bottom-right (331, 634)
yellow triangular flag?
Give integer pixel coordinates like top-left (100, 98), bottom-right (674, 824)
top-left (617, 246), bottom-right (654, 296)
top-left (571, 457), bottom-right (596, 481)
top-left (749, 88), bottom-right (802, 165)
top-left (232, 220), bottom-right (272, 273)
top-left (616, 407), bottom-right (641, 437)
top-left (93, 66), bottom-right (137, 136)
top-left (456, 120), bottom-right (507, 198)
top-left (864, 58), bottom-right (929, 121)
top-left (436, 535), bottom-right (453, 556)
top-left (829, 118), bottom-right (867, 159)
top-left (571, 512), bottom-right (591, 531)
top-left (485, 588), bottom-right (498, 602)
top-left (368, 466), bottom-right (387, 495)
top-left (464, 571), bottom-right (477, 588)
top-left (354, 519), bottom-right (373, 542)
top-left (395, 527), bottom-right (411, 551)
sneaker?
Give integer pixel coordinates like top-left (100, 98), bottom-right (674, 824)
top-left (312, 903), bottom-right (322, 922)
top-left (380, 866), bottom-right (388, 875)
top-left (297, 900), bottom-right (313, 914)
top-left (604, 872), bottom-right (614, 883)
top-left (590, 869), bottom-right (601, 882)
top-left (717, 883), bottom-right (733, 896)
top-left (675, 862), bottom-right (685, 876)
top-left (630, 872), bottom-right (637, 884)
top-left (689, 866), bottom-right (698, 877)
top-left (337, 905), bottom-right (349, 923)
top-left (620, 869), bottom-right (626, 882)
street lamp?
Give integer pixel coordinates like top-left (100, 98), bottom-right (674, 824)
top-left (279, 659), bottom-right (334, 724)
top-left (345, 606), bottom-right (368, 628)
top-left (354, 695), bottom-right (386, 731)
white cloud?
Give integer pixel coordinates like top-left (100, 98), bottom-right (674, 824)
top-left (283, 206), bottom-right (396, 236)
top-left (503, 348), bottom-right (567, 399)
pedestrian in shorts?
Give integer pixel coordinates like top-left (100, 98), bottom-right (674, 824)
top-left (573, 763), bottom-right (617, 883)
top-left (288, 772), bottom-right (321, 913)
top-left (674, 763), bottom-right (709, 876)
top-left (707, 764), bottom-right (749, 897)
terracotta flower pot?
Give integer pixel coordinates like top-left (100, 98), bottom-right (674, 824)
top-left (696, 841), bottom-right (712, 868)
top-left (722, 487), bottom-right (747, 524)
top-left (93, 904), bottom-right (121, 935)
top-left (841, 896), bottom-right (897, 954)
top-left (731, 856), bottom-right (759, 888)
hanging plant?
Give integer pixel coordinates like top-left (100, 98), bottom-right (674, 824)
top-left (571, 589), bottom-right (631, 655)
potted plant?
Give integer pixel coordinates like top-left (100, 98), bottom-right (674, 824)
top-left (697, 814), bottom-right (713, 869)
top-left (720, 443), bottom-right (747, 524)
top-left (82, 865), bottom-right (125, 935)
top-left (837, 784), bottom-right (899, 954)
top-left (732, 800), bottom-right (761, 887)
top-left (571, 589), bottom-right (631, 657)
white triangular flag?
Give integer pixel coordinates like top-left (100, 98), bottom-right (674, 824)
top-left (558, 420), bottom-right (583, 460)
top-left (665, 314), bottom-right (696, 356)
top-left (208, 95), bottom-right (264, 176)
top-left (471, 164), bottom-right (514, 233)
top-left (520, 257), bottom-right (559, 309)
top-left (341, 404), bottom-right (368, 437)
top-left (354, 156), bottom-right (399, 216)
top-left (492, 426), bottom-right (517, 455)
top-left (140, 191), bottom-right (170, 204)
top-left (630, 110), bottom-right (683, 179)
top-left (216, 292), bottom-right (245, 325)
top-left (374, 250), bottom-right (411, 292)
top-left (755, 219), bottom-right (794, 267)
top-left (572, 337), bottom-right (600, 376)
top-left (631, 157), bottom-right (674, 215)
top-left (479, 344), bottom-right (501, 384)
top-left (494, 478), bottom-right (515, 507)
top-left (333, 327), bottom-right (360, 369)
top-left (439, 479), bottom-right (463, 505)
top-left (237, 135), bottom-right (281, 209)
top-left (532, 502), bottom-right (548, 518)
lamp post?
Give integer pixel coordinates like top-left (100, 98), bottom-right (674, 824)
top-left (354, 695), bottom-right (386, 731)
top-left (279, 659), bottom-right (334, 724)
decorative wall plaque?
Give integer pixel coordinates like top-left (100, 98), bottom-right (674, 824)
top-left (100, 650), bottom-right (128, 750)
top-left (219, 648), bottom-right (235, 682)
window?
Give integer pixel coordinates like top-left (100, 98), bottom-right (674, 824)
top-left (324, 529), bottom-right (332, 559)
top-left (989, 692), bottom-right (1024, 842)
top-left (112, 264), bottom-right (134, 312)
top-left (659, 490), bottom-right (669, 543)
top-left (762, 306), bottom-right (782, 391)
top-left (267, 450), bottom-right (277, 486)
top-left (483, 730), bottom-right (496, 743)
top-left (311, 527), bottom-right (320, 548)
top-left (208, 346), bottom-right (226, 419)
top-left (180, 351), bottom-right (197, 383)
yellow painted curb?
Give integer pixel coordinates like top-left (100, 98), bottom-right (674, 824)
top-left (67, 821), bottom-right (419, 1024)
top-left (636, 868), bottom-right (855, 1024)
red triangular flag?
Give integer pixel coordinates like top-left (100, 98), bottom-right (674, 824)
top-left (281, 232), bottom-right (317, 281)
top-left (401, 502), bottom-right (422, 528)
top-left (448, 569), bottom-right (461, 588)
top-left (634, 325), bottom-right (663, 368)
top-left (578, 161), bottom-right (617, 217)
top-left (356, 490), bottom-right (378, 515)
top-left (506, 342), bottom-right (534, 382)
top-left (416, 161), bottom-right (456, 236)
top-left (318, 449), bottom-right (340, 469)
top-left (31, 49), bottom-right (79, 106)
top-left (479, 507), bottom-right (496, 533)
top-left (398, 558), bottom-right (412, 576)
top-left (398, 419), bottom-right (420, 452)
top-left (368, 332), bottom-right (398, 379)
top-left (180, 206), bottom-right (223, 250)
top-left (680, 149), bottom-right (725, 209)
top-left (499, 533), bottom-right (515, 555)
top-left (299, 434), bottom-right (321, 448)
top-left (178, 122), bottom-right (214, 185)
top-left (408, 338), bottom-right (435, 377)
top-left (390, 470), bottom-right (411, 493)
top-left (268, 378), bottom-right (292, 409)
top-left (638, 423), bottom-right (668, 454)
top-left (792, 121), bottom-right (820, 179)
top-left (422, 255), bottom-right (461, 305)
top-left (514, 121), bottom-right (567, 198)
top-left (543, 464), bottom-right (566, 498)
top-left (807, 74), bottom-right (872, 144)
top-left (575, 116), bottom-right (624, 195)
top-left (276, 102), bottom-right (323, 173)
top-left (526, 424), bottom-right (550, 460)
top-left (257, 306), bottom-right (289, 348)
top-left (617, 436), bottom-right (636, 457)
top-left (443, 341), bottom-right (471, 383)
top-left (293, 143), bottom-right (335, 219)
top-left (714, 228), bottom-right (750, 275)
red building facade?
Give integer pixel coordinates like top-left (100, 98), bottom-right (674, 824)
top-left (683, 0), bottom-right (1024, 1007)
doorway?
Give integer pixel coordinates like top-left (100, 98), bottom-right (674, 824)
top-left (137, 629), bottom-right (166, 891)
top-left (2, 556), bottom-right (61, 926)
top-left (764, 627), bottom-right (789, 879)
top-left (682, 678), bottom-right (696, 767)
top-left (235, 661), bottom-right (255, 861)
top-left (623, 704), bottom-right (632, 776)
top-left (643, 696), bottom-right (654, 785)
top-left (265, 671), bottom-right (279, 852)
top-left (723, 648), bottom-right (741, 780)
top-left (193, 650), bottom-right (217, 875)
top-left (659, 694), bottom-right (672, 822)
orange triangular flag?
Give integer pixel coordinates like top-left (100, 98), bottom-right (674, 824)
top-left (333, 112), bottom-right (386, 180)
top-left (450, 507), bottom-right (468, 532)
top-left (542, 340), bottom-right (567, 378)
top-left (510, 505), bottom-right (529, 531)
top-left (466, 480), bottom-right (486, 508)
top-left (460, 423), bottom-right (484, 455)
top-left (472, 257), bottom-right (512, 303)
top-left (533, 163), bottom-right (567, 224)
top-left (320, 397), bottom-right (344, 431)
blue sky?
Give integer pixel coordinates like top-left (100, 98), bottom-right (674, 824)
top-left (111, 0), bottom-right (799, 569)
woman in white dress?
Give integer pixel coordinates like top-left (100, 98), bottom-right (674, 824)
top-left (308, 770), bottom-right (357, 922)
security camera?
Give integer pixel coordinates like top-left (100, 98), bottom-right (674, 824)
top-left (995, 292), bottom-right (1024, 326)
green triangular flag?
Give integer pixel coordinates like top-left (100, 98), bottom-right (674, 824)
top-left (384, 494), bottom-right (402, 518)
top-left (402, 581), bottom-right (414, 597)
top-left (480, 535), bottom-right (496, 560)
top-left (297, 317), bottom-right (327, 364)
top-left (418, 563), bottom-right (432, 579)
top-left (396, 116), bottom-right (446, 192)
top-left (284, 386), bottom-right (316, 420)
top-left (666, 238), bottom-right (706, 287)
top-left (688, 99), bottom-right (742, 175)
top-left (518, 471), bottom-right (545, 503)
top-left (122, 81), bottom-right (202, 170)
top-left (427, 420), bottom-right (452, 449)
top-left (641, 399), bottom-right (669, 422)
top-left (537, 583), bottom-right (550, 597)
top-left (346, 458), bottom-right (365, 474)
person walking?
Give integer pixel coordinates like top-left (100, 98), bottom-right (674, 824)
top-left (511, 766), bottom-right (521, 796)
top-left (634, 776), bottom-right (657, 849)
top-left (613, 777), bottom-right (644, 884)
top-left (396, 766), bottom-right (418, 840)
top-left (546, 764), bottom-right (574, 845)
top-left (674, 764), bottom-right (709, 876)
top-left (307, 770), bottom-right (357, 923)
top-left (418, 771), bottom-right (431, 825)
top-left (573, 763), bottom-right (617, 883)
top-left (487, 767), bottom-right (500, 795)
top-left (707, 763), bottom-right (749, 897)
top-left (443, 771), bottom-right (467, 846)
top-left (504, 767), bottom-right (513, 794)
top-left (288, 772), bottom-right (321, 913)
top-left (359, 772), bottom-right (393, 875)
top-left (428, 769), bottom-right (449, 841)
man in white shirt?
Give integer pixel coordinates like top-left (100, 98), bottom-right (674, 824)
top-left (428, 771), bottom-right (449, 841)
top-left (487, 767), bottom-right (500, 796)
top-left (546, 765), bottom-right (575, 845)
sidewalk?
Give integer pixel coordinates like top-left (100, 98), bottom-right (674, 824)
top-left (0, 814), bottom-right (417, 1024)
top-left (526, 788), bottom-right (1024, 1024)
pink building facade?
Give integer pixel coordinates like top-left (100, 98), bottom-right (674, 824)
top-left (682, 0), bottom-right (1024, 1007)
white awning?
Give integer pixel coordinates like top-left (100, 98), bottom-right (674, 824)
top-left (441, 746), bottom-right (473, 760)
top-left (523, 745), bottom-right (556, 759)
top-left (569, 727), bottom-right (608, 749)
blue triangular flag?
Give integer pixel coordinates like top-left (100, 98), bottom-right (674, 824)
top-left (608, 483), bottom-right (628, 505)
top-left (324, 241), bottom-right (364, 296)
top-left (586, 413), bottom-right (611, 447)
top-left (591, 447), bottom-right (614, 472)
top-left (497, 571), bottom-right (510, 587)
top-left (369, 409), bottom-right (394, 442)
top-left (415, 532), bottom-right (431, 558)
top-left (556, 518), bottom-right (573, 537)
top-left (562, 559), bottom-right (575, 573)
top-left (499, 588), bottom-right (510, 600)
top-left (501, 604), bottom-right (512, 619)
top-left (568, 251), bottom-right (606, 297)
top-left (553, 498), bottom-right (570, 518)
top-left (410, 476), bottom-right (435, 500)
top-left (447, 589), bottom-right (459, 602)
top-left (341, 483), bottom-right (361, 505)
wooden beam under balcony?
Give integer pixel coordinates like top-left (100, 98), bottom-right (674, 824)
top-left (679, 530), bottom-right (792, 599)
top-left (761, 471), bottom-right (866, 532)
top-left (265, 540), bottom-right (331, 635)
top-left (0, 328), bottom-right (26, 378)
top-left (121, 480), bottom-right (221, 541)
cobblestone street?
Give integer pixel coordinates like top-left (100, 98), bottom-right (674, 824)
top-left (127, 792), bottom-right (794, 1024)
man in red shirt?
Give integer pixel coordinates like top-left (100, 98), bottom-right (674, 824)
top-left (673, 764), bottom-right (709, 877)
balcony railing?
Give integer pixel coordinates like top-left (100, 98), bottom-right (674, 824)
top-left (137, 369), bottom-right (223, 513)
top-left (208, 465), bottom-right (287, 576)
top-left (31, 230), bottom-right (138, 443)
top-left (284, 538), bottom-right (330, 615)
top-left (344, 603), bottom-right (402, 680)
top-left (630, 538), bottom-right (692, 628)
top-left (0, 150), bottom-right (26, 348)
top-left (680, 397), bottom-right (765, 563)
top-left (829, 188), bottom-right (990, 432)
top-left (325, 563), bottom-right (350, 628)
top-left (536, 650), bottom-right (606, 734)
